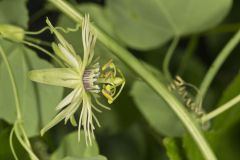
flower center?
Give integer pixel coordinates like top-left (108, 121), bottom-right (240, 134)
top-left (83, 63), bottom-right (101, 93)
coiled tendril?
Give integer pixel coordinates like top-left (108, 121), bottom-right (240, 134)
top-left (168, 76), bottom-right (211, 130)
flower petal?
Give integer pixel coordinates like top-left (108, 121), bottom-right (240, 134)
top-left (58, 44), bottom-right (80, 68)
top-left (29, 68), bottom-right (81, 88)
top-left (41, 89), bottom-right (83, 136)
top-left (78, 92), bottom-right (95, 145)
top-left (56, 87), bottom-right (79, 111)
top-left (57, 87), bottom-right (82, 111)
top-left (52, 42), bottom-right (69, 64)
top-left (70, 115), bottom-right (77, 126)
top-left (82, 14), bottom-right (97, 68)
top-left (40, 106), bottom-right (70, 136)
top-left (64, 99), bottom-right (82, 124)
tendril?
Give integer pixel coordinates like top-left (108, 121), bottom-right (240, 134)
top-left (168, 76), bottom-right (205, 117)
top-left (168, 75), bottom-right (211, 130)
top-left (24, 21), bottom-right (81, 36)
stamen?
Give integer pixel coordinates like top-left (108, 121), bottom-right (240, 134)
top-left (83, 63), bottom-right (101, 93)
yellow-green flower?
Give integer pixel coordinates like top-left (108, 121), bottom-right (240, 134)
top-left (29, 15), bottom-right (125, 145)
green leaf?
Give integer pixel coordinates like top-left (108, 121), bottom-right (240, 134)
top-left (62, 156), bottom-right (107, 160)
top-left (0, 39), bottom-right (63, 137)
top-left (0, 0), bottom-right (28, 28)
top-left (106, 0), bottom-right (232, 50)
top-left (50, 131), bottom-right (106, 160)
top-left (163, 138), bottom-right (182, 160)
top-left (130, 80), bottom-right (185, 137)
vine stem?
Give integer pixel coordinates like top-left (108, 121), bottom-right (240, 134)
top-left (197, 29), bottom-right (240, 102)
top-left (48, 0), bottom-right (217, 159)
top-left (163, 36), bottom-right (179, 80)
top-left (202, 94), bottom-right (240, 123)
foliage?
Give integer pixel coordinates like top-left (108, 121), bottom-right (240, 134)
top-left (0, 0), bottom-right (240, 159)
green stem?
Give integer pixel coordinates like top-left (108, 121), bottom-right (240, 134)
top-left (48, 0), bottom-right (217, 159)
top-left (163, 36), bottom-right (179, 80)
top-left (197, 29), bottom-right (240, 102)
top-left (177, 36), bottom-right (198, 75)
top-left (0, 46), bottom-right (22, 120)
top-left (202, 94), bottom-right (240, 123)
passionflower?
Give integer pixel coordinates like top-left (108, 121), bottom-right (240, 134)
top-left (29, 15), bottom-right (125, 145)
